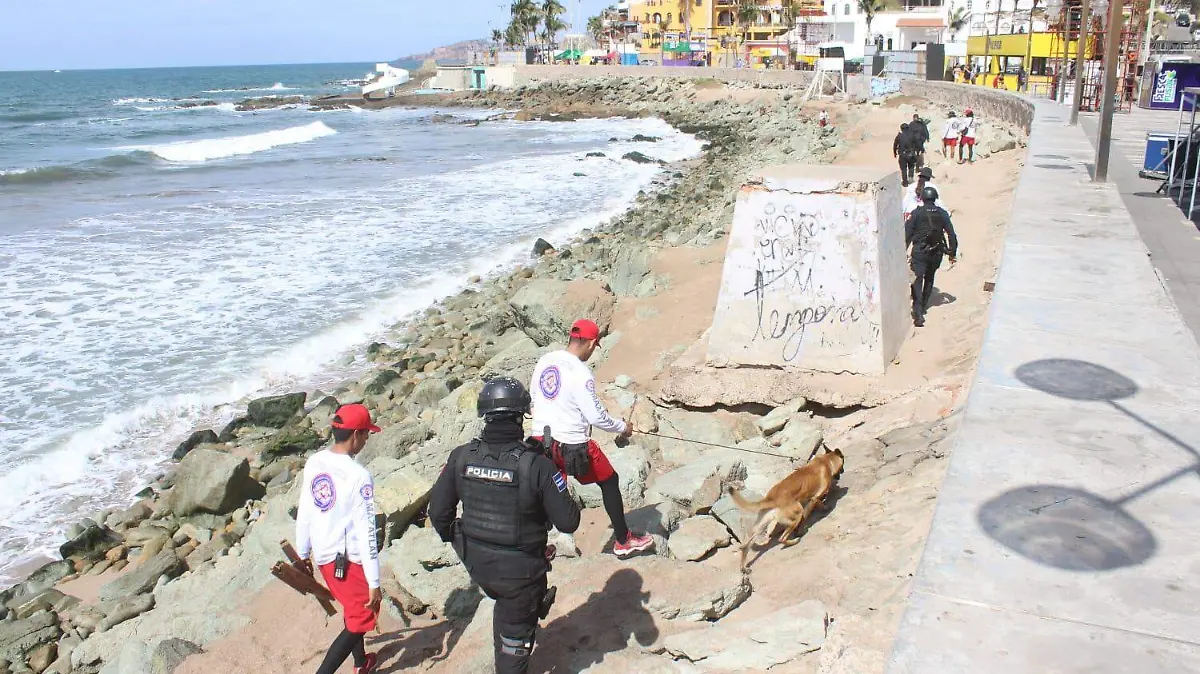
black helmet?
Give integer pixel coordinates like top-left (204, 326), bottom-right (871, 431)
top-left (920, 186), bottom-right (939, 202)
top-left (901, 123), bottom-right (909, 130)
top-left (477, 376), bottom-right (531, 419)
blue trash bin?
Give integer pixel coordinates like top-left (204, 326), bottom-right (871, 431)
top-left (1142, 131), bottom-right (1175, 179)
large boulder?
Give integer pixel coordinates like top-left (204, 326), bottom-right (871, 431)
top-left (97, 550), bottom-right (185, 602)
top-left (669, 515), bottom-right (732, 562)
top-left (480, 333), bottom-right (558, 387)
top-left (245, 392), bottom-right (306, 428)
top-left (372, 468), bottom-right (435, 537)
top-left (166, 448), bottom-right (264, 517)
top-left (406, 378), bottom-right (451, 416)
top-left (656, 410), bottom-right (738, 466)
top-left (662, 600), bottom-right (828, 670)
top-left (509, 279), bottom-right (615, 347)
top-left (58, 521), bottom-right (122, 562)
top-left (384, 528), bottom-right (480, 619)
top-left (0, 610), bottom-right (61, 662)
top-left (358, 420), bottom-right (431, 466)
top-left (770, 416), bottom-right (823, 459)
top-left (646, 454), bottom-right (746, 513)
top-left (0, 561), bottom-right (73, 609)
top-left (260, 426), bottom-right (323, 460)
top-left (609, 245), bottom-right (654, 297)
top-left (645, 560), bottom-right (752, 621)
top-left (172, 429), bottom-right (218, 461)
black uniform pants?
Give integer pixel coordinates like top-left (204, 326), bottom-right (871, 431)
top-left (464, 548), bottom-right (548, 674)
top-left (898, 153), bottom-right (917, 185)
top-left (910, 252), bottom-right (942, 317)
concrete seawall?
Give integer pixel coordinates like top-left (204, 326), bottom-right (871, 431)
top-left (900, 80), bottom-right (1035, 133)
top-left (514, 64), bottom-right (816, 88)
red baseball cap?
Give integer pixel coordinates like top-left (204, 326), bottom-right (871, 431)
top-left (331, 403), bottom-right (381, 433)
top-left (570, 319), bottom-right (602, 345)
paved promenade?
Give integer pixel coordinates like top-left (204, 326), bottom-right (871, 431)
top-left (886, 99), bottom-right (1200, 672)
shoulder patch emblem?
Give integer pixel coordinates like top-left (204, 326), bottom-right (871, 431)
top-left (311, 473), bottom-right (336, 512)
top-left (465, 464), bottom-right (516, 483)
top-left (552, 472), bottom-right (567, 493)
top-left (539, 366), bottom-right (561, 400)
top-left (360, 484), bottom-right (373, 501)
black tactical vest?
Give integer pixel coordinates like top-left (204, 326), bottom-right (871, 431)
top-left (910, 206), bottom-right (949, 256)
top-left (455, 440), bottom-right (546, 552)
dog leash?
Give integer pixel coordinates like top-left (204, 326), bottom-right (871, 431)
top-left (633, 431), bottom-right (799, 461)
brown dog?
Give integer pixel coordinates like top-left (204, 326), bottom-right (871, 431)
top-left (729, 447), bottom-right (845, 568)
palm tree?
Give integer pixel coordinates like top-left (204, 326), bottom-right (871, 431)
top-left (541, 0), bottom-right (567, 58)
top-left (858, 0), bottom-right (891, 46)
top-left (736, 0), bottom-right (760, 62)
top-left (587, 14), bottom-right (605, 43)
top-left (677, 0), bottom-right (694, 41)
top-left (947, 4), bottom-right (968, 42)
top-left (511, 0), bottom-right (540, 47)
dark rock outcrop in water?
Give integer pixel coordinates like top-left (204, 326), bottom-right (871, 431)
top-left (622, 151), bottom-right (661, 165)
top-left (234, 96), bottom-right (305, 111)
top-left (532, 238), bottom-right (555, 257)
top-left (176, 100), bottom-right (219, 109)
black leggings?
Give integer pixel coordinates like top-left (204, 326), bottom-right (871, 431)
top-left (597, 474), bottom-right (629, 542)
top-left (316, 628), bottom-right (366, 674)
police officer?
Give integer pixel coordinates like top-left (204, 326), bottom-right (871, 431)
top-left (428, 377), bottom-right (581, 674)
top-left (893, 123), bottom-right (919, 186)
top-left (905, 186), bottom-right (958, 328)
top-left (910, 113), bottom-right (930, 167)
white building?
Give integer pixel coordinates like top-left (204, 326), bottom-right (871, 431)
top-left (796, 0), bottom-right (975, 59)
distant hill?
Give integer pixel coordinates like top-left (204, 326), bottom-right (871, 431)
top-left (396, 39), bottom-right (489, 64)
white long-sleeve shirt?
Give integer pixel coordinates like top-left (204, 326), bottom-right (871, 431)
top-left (295, 449), bottom-right (380, 589)
top-left (961, 117), bottom-right (978, 139)
top-left (530, 350), bottom-right (625, 445)
top-left (903, 181), bottom-right (942, 217)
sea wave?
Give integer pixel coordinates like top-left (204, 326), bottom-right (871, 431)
top-left (0, 110), bottom-right (79, 123)
top-left (201, 82), bottom-right (297, 93)
top-left (0, 153), bottom-right (157, 186)
top-left (131, 121), bottom-right (337, 163)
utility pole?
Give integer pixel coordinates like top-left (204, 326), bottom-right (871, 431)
top-left (1141, 0), bottom-right (1156, 66)
top-left (1069, 0), bottom-right (1092, 125)
top-left (1094, 0), bottom-right (1125, 182)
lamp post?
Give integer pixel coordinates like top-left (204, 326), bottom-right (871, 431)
top-left (1094, 0), bottom-right (1125, 182)
top-left (1069, 0), bottom-right (1093, 124)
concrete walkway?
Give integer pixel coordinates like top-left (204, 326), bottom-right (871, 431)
top-left (886, 100), bottom-right (1200, 672)
top-left (1079, 106), bottom-right (1200, 343)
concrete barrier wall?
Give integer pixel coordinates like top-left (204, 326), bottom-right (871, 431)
top-left (900, 80), bottom-right (1035, 134)
top-left (513, 65), bottom-right (816, 88)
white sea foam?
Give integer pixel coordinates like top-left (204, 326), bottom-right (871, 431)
top-left (201, 82), bottom-right (297, 93)
top-left (131, 121), bottom-right (337, 162)
top-left (0, 115), bottom-right (702, 584)
top-left (113, 97), bottom-right (165, 105)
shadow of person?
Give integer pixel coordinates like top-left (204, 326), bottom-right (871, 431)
top-left (372, 586), bottom-right (481, 673)
top-left (744, 483), bottom-right (848, 569)
top-left (928, 289), bottom-right (956, 308)
top-left (535, 568), bottom-right (659, 673)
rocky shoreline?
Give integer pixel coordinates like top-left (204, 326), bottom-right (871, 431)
top-left (0, 77), bottom-right (1024, 674)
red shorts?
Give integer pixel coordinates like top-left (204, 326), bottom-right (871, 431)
top-left (943, 137), bottom-right (958, 147)
top-left (319, 561), bottom-right (376, 633)
top-left (962, 137), bottom-right (976, 146)
top-left (534, 437), bottom-right (615, 485)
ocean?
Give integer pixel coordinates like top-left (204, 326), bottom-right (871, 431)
top-left (0, 63), bottom-right (702, 584)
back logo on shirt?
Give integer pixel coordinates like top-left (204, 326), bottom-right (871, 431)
top-left (539, 365), bottom-right (562, 399)
top-left (311, 473), bottom-right (336, 512)
top-left (465, 464), bottom-right (516, 483)
top-left (360, 484), bottom-right (373, 501)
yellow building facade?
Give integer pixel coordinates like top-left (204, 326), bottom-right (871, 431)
top-left (964, 32), bottom-right (1097, 92)
top-left (626, 0), bottom-right (811, 66)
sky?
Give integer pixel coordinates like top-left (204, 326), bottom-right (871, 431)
top-left (0, 0), bottom-right (613, 71)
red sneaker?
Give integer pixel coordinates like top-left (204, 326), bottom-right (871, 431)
top-left (355, 653), bottom-right (378, 674)
top-left (613, 531), bottom-right (654, 558)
